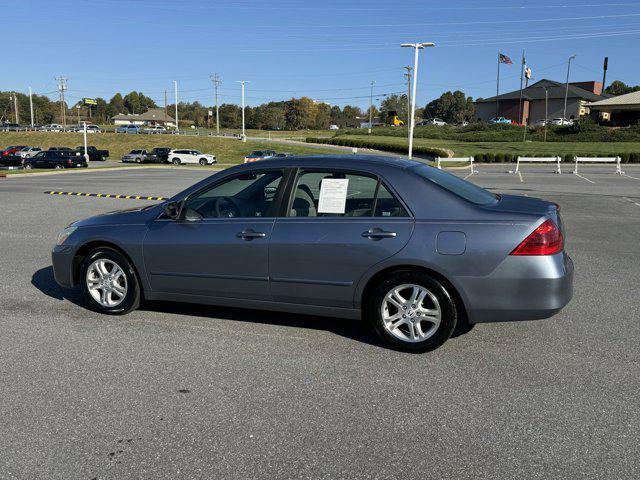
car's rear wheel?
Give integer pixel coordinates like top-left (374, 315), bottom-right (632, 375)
top-left (24, 164), bottom-right (32, 170)
top-left (172, 158), bottom-right (181, 165)
top-left (367, 271), bottom-right (456, 353)
top-left (80, 248), bottom-right (140, 315)
top-left (199, 158), bottom-right (207, 166)
top-left (55, 165), bottom-right (63, 170)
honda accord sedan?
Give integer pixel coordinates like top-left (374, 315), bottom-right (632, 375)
top-left (51, 155), bottom-right (573, 352)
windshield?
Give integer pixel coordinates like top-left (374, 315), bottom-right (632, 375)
top-left (410, 164), bottom-right (498, 206)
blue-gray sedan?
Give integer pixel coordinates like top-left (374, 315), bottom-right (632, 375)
top-left (52, 155), bottom-right (573, 352)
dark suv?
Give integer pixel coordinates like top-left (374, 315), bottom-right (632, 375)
top-left (24, 151), bottom-right (88, 170)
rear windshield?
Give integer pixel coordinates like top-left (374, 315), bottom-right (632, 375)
top-left (410, 164), bottom-right (498, 206)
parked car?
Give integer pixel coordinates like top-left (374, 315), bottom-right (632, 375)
top-left (534, 119), bottom-right (548, 127)
top-left (24, 150), bottom-right (87, 169)
top-left (75, 146), bottom-right (109, 161)
top-left (143, 125), bottom-right (166, 134)
top-left (85, 124), bottom-right (101, 133)
top-left (244, 150), bottom-right (276, 163)
top-left (121, 149), bottom-right (148, 163)
top-left (274, 152), bottom-right (293, 158)
top-left (49, 147), bottom-right (78, 155)
top-left (18, 147), bottom-right (43, 159)
top-left (115, 125), bottom-right (141, 134)
top-left (550, 118), bottom-right (573, 126)
top-left (51, 155), bottom-right (573, 353)
top-left (488, 117), bottom-right (512, 125)
top-left (142, 147), bottom-right (172, 164)
top-left (1, 123), bottom-right (22, 132)
top-left (168, 149), bottom-right (216, 165)
top-left (418, 118), bottom-right (447, 126)
top-left (1, 145), bottom-right (28, 157)
top-left (40, 124), bottom-right (64, 132)
top-left (329, 124), bottom-right (340, 130)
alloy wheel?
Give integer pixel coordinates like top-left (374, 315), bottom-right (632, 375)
top-left (86, 258), bottom-right (128, 307)
top-left (381, 283), bottom-right (441, 342)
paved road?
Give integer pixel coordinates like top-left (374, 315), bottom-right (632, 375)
top-left (1, 166), bottom-right (638, 479)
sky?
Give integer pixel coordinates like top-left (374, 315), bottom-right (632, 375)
top-left (4, 0), bottom-right (640, 111)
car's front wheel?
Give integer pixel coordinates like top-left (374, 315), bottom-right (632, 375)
top-left (199, 158), bottom-right (208, 166)
top-left (79, 248), bottom-right (141, 315)
top-left (367, 271), bottom-right (457, 353)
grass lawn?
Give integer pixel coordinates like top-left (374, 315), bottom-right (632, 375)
top-left (0, 131), bottom-right (339, 165)
top-left (332, 134), bottom-right (640, 157)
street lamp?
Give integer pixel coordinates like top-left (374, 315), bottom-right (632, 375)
top-left (563, 54), bottom-right (577, 124)
top-left (401, 42), bottom-right (435, 159)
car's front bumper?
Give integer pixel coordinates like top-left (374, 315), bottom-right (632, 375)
top-left (52, 245), bottom-right (75, 288)
top-left (459, 252), bottom-right (574, 324)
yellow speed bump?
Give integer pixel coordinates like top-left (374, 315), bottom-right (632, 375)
top-left (44, 191), bottom-right (167, 201)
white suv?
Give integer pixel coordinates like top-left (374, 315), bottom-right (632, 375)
top-left (169, 149), bottom-right (216, 166)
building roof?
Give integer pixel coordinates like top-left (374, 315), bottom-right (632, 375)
top-left (587, 90), bottom-right (640, 108)
top-left (112, 108), bottom-right (175, 122)
top-left (476, 79), bottom-right (605, 103)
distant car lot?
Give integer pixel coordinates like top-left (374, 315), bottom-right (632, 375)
top-left (1, 165), bottom-right (638, 478)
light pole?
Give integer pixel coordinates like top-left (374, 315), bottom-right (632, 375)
top-left (82, 121), bottom-right (89, 162)
top-left (563, 54), bottom-right (576, 124)
top-left (401, 42), bottom-right (435, 160)
top-left (174, 80), bottom-right (179, 133)
top-left (368, 80), bottom-right (375, 134)
top-left (237, 81), bottom-right (248, 141)
top-left (29, 87), bottom-right (34, 128)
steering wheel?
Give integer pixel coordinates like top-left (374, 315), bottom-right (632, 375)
top-left (214, 196), bottom-right (243, 218)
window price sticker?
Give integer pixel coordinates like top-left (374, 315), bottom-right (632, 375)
top-left (318, 178), bottom-right (349, 214)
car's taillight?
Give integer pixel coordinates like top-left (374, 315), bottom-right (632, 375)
top-left (510, 219), bottom-right (563, 256)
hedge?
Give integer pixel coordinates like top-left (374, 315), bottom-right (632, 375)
top-left (305, 137), bottom-right (449, 158)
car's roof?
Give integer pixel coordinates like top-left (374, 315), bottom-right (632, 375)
top-left (233, 154), bottom-right (423, 171)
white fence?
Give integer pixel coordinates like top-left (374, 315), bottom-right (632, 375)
top-left (515, 156), bottom-right (562, 174)
top-left (436, 157), bottom-right (475, 174)
top-left (574, 156), bottom-right (623, 175)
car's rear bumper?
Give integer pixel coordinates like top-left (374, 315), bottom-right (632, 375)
top-left (52, 245), bottom-right (75, 288)
top-left (459, 252), bottom-right (574, 324)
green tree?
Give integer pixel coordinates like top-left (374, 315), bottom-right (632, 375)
top-left (380, 94), bottom-right (408, 123)
top-left (604, 80), bottom-right (640, 96)
top-left (423, 90), bottom-right (475, 124)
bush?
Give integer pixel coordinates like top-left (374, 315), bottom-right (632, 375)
top-left (305, 137), bottom-right (449, 158)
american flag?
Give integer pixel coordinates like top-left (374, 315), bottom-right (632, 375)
top-left (499, 53), bottom-right (513, 64)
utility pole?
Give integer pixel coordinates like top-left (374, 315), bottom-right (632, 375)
top-left (211, 74), bottom-right (221, 135)
top-left (13, 92), bottom-right (19, 124)
top-left (29, 87), bottom-right (34, 128)
top-left (77, 105), bottom-right (81, 124)
top-left (401, 42), bottom-right (435, 160)
top-left (164, 89), bottom-right (167, 119)
top-left (563, 54), bottom-right (576, 123)
top-left (237, 81), bottom-right (247, 141)
top-left (403, 65), bottom-right (412, 119)
top-left (173, 81), bottom-right (179, 133)
top-left (368, 80), bottom-right (375, 134)
top-left (601, 57), bottom-right (609, 94)
top-left (55, 76), bottom-right (67, 127)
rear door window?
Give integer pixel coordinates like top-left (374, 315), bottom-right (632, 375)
top-left (288, 170), bottom-right (408, 218)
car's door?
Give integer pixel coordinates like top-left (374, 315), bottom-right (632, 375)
top-left (143, 169), bottom-right (287, 300)
top-left (269, 169), bottom-right (414, 308)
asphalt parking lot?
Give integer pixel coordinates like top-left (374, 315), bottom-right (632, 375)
top-left (1, 164), bottom-right (639, 479)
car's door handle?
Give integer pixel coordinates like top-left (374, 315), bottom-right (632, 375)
top-left (237, 229), bottom-right (267, 240)
top-left (362, 228), bottom-right (397, 239)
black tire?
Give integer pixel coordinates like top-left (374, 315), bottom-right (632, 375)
top-left (172, 158), bottom-right (181, 165)
top-left (199, 158), bottom-right (207, 166)
top-left (25, 164), bottom-right (32, 170)
top-left (366, 271), bottom-right (457, 353)
top-left (55, 164), bottom-right (63, 170)
top-left (79, 247), bottom-right (141, 315)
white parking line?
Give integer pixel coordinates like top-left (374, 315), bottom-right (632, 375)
top-left (574, 172), bottom-right (595, 184)
top-left (517, 171), bottom-right (523, 183)
top-left (624, 197), bottom-right (640, 207)
top-left (622, 172), bottom-right (640, 181)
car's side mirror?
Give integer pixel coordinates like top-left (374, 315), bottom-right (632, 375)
top-left (163, 201), bottom-right (181, 220)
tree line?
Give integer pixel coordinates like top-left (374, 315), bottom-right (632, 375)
top-left (2, 80), bottom-right (637, 129)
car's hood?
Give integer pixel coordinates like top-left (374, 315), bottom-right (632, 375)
top-left (74, 205), bottom-right (160, 227)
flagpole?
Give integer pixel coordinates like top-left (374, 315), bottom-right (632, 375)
top-left (518, 49), bottom-right (525, 124)
top-left (496, 51), bottom-right (500, 118)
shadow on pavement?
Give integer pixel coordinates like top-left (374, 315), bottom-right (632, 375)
top-left (32, 265), bottom-right (473, 348)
